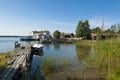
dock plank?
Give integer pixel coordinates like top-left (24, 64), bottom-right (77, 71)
top-left (1, 43), bottom-right (32, 80)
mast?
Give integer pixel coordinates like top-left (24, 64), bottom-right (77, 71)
top-left (101, 18), bottom-right (104, 31)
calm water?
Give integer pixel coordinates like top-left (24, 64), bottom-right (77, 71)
top-left (0, 37), bottom-right (20, 53)
top-left (0, 37), bottom-right (93, 80)
top-left (42, 44), bottom-right (93, 80)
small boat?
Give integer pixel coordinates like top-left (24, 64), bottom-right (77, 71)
top-left (32, 44), bottom-right (44, 52)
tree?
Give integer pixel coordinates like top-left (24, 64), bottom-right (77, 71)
top-left (53, 30), bottom-right (61, 39)
top-left (91, 27), bottom-right (101, 34)
top-left (91, 27), bottom-right (102, 39)
top-left (75, 20), bottom-right (91, 39)
top-left (104, 29), bottom-right (111, 34)
top-left (75, 21), bottom-right (83, 37)
top-left (110, 24), bottom-right (117, 34)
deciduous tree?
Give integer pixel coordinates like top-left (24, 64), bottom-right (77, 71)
top-left (75, 20), bottom-right (91, 39)
top-left (53, 30), bottom-right (61, 39)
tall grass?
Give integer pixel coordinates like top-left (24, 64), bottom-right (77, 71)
top-left (93, 39), bottom-right (120, 79)
top-left (40, 56), bottom-right (69, 80)
top-left (74, 39), bottom-right (120, 79)
top-left (106, 68), bottom-right (120, 80)
top-left (40, 57), bottom-right (55, 77)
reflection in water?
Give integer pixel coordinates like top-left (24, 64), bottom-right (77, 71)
top-left (41, 44), bottom-right (95, 80)
top-left (0, 36), bottom-right (97, 80)
top-left (33, 51), bottom-right (44, 56)
top-left (43, 44), bottom-right (50, 49)
top-left (75, 45), bottom-right (90, 76)
top-left (75, 45), bottom-right (96, 80)
top-left (30, 51), bottom-right (44, 80)
top-left (53, 43), bottom-right (61, 51)
top-left (75, 45), bottom-right (91, 61)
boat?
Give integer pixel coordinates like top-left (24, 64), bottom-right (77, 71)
top-left (31, 43), bottom-right (44, 52)
top-left (20, 36), bottom-right (38, 41)
top-left (20, 36), bottom-right (33, 41)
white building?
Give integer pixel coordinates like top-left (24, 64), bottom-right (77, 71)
top-left (30, 30), bottom-right (51, 41)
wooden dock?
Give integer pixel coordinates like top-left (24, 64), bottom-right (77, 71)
top-left (0, 42), bottom-right (32, 80)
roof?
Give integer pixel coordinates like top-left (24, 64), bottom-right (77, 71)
top-left (61, 32), bottom-right (73, 35)
top-left (32, 30), bottom-right (50, 33)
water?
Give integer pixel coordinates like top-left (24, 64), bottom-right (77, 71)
top-left (0, 37), bottom-right (93, 80)
top-left (0, 37), bottom-right (20, 53)
top-left (42, 44), bottom-right (93, 80)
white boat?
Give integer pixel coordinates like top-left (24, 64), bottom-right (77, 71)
top-left (32, 44), bottom-right (44, 52)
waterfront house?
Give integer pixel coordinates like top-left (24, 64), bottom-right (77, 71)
top-left (30, 30), bottom-right (52, 42)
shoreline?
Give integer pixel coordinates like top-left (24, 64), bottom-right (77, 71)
top-left (0, 51), bottom-right (12, 75)
top-left (0, 36), bottom-right (27, 37)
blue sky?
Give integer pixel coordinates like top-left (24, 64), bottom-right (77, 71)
top-left (0, 0), bottom-right (120, 36)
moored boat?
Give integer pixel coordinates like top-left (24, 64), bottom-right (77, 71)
top-left (31, 43), bottom-right (44, 52)
top-left (20, 36), bottom-right (34, 41)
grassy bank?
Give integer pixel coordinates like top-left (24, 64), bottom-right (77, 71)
top-left (74, 40), bottom-right (95, 47)
top-left (0, 51), bottom-right (12, 74)
top-left (74, 39), bottom-right (120, 80)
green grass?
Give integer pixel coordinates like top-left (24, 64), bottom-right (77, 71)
top-left (74, 40), bottom-right (94, 47)
top-left (0, 51), bottom-right (12, 74)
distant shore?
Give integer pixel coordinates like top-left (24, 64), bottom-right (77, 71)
top-left (0, 35), bottom-right (27, 37)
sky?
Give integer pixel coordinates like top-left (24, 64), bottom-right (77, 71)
top-left (0, 0), bottom-right (120, 36)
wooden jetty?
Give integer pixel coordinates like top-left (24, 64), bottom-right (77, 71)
top-left (0, 42), bottom-right (33, 80)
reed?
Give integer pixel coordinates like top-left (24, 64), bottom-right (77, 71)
top-left (93, 39), bottom-right (120, 79)
top-left (74, 39), bottom-right (120, 79)
top-left (106, 68), bottom-right (120, 80)
top-left (40, 57), bottom-right (56, 77)
top-left (40, 56), bottom-right (69, 80)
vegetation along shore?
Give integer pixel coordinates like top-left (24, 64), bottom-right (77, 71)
top-left (0, 51), bottom-right (12, 75)
top-left (74, 38), bottom-right (120, 80)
